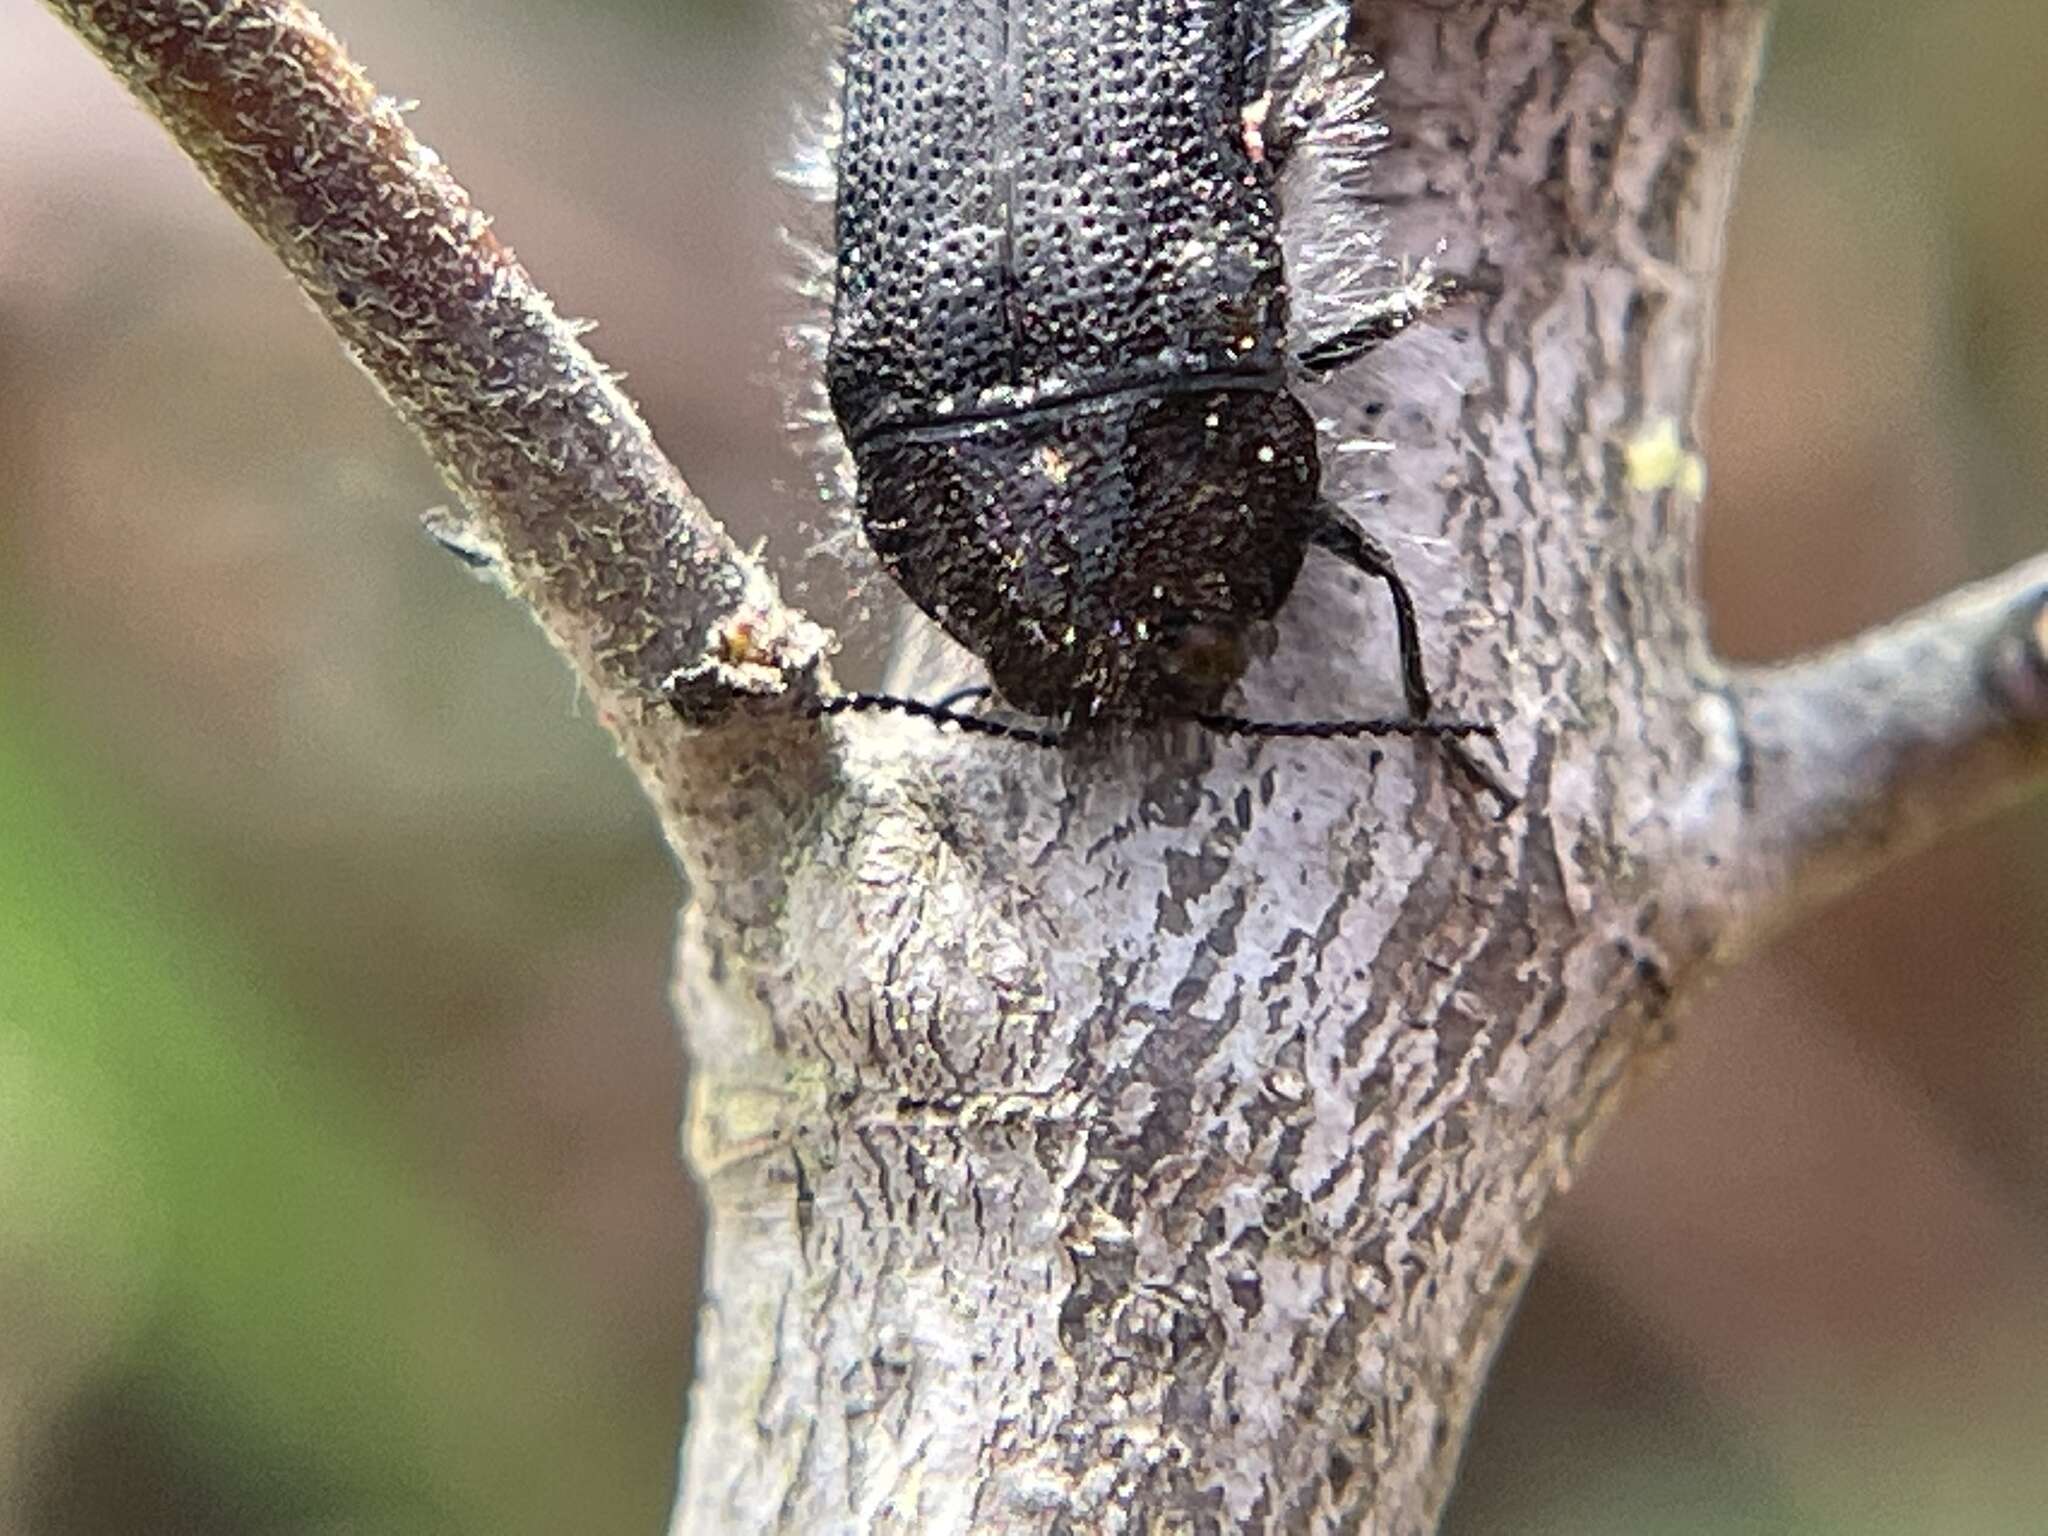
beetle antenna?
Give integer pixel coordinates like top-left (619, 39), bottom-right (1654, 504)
top-left (1195, 713), bottom-right (1493, 742)
top-left (797, 696), bottom-right (1519, 815)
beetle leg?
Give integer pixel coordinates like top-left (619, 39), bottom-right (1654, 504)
top-left (1296, 268), bottom-right (1443, 379)
top-left (1295, 315), bottom-right (1405, 378)
top-left (1310, 515), bottom-right (1519, 815)
top-left (1311, 518), bottom-right (1433, 719)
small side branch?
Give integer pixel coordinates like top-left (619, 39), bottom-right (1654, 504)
top-left (43, 0), bottom-right (828, 734)
top-left (1694, 555), bottom-right (2048, 943)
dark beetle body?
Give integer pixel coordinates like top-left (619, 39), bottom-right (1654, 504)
top-left (829, 0), bottom-right (1326, 722)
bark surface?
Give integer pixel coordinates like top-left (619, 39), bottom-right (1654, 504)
top-left (41, 1), bottom-right (2048, 1533)
top-left (677, 7), bottom-right (1775, 1529)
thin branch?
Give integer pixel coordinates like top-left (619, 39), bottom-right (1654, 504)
top-left (1688, 554), bottom-right (2048, 945)
top-left (42, 0), bottom-right (829, 740)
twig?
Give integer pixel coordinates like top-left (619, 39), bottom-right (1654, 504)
top-left (1685, 554), bottom-right (2048, 945)
top-left (41, 0), bottom-right (829, 741)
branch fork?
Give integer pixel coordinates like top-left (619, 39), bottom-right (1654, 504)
top-left (42, 0), bottom-right (2048, 1531)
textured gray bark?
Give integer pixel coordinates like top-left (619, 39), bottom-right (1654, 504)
top-left (43, 1), bottom-right (2048, 1533)
top-left (674, 5), bottom-right (2048, 1530)
top-left (678, 6), bottom-right (1766, 1529)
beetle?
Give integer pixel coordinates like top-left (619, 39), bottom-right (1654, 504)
top-left (819, 0), bottom-right (1508, 804)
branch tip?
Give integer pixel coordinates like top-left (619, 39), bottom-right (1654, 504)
top-left (1983, 586), bottom-right (2048, 722)
top-left (662, 601), bottom-right (835, 726)
top-left (1687, 556), bottom-right (2048, 942)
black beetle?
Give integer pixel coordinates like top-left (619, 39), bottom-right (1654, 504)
top-left (819, 0), bottom-right (1507, 803)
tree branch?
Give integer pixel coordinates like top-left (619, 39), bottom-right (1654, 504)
top-left (40, 0), bottom-right (830, 764)
top-left (42, 1), bottom-right (2048, 1533)
top-left (1683, 556), bottom-right (2048, 947)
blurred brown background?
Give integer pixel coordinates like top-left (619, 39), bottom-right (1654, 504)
top-left (1, 2), bottom-right (2043, 1532)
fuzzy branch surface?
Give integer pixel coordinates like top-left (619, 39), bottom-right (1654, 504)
top-left (41, 0), bottom-right (830, 762)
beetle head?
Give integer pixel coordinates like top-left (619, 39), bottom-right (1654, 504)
top-left (858, 388), bottom-right (1321, 723)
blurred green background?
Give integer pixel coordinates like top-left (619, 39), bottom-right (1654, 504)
top-left (1, 1), bottom-right (2043, 1531)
